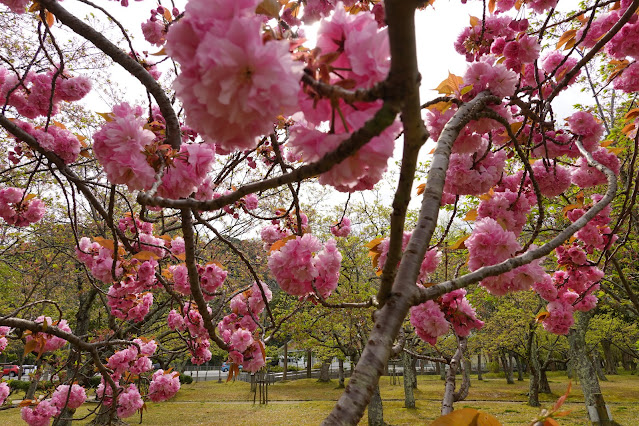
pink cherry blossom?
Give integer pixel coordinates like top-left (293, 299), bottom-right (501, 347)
top-left (166, 4), bottom-right (301, 152)
top-left (148, 369), bottom-right (181, 402)
top-left (531, 161), bottom-right (572, 197)
top-left (410, 300), bottom-right (449, 345)
top-left (466, 218), bottom-right (521, 271)
top-left (93, 103), bottom-right (156, 191)
top-left (116, 384), bottom-right (144, 418)
top-left (21, 400), bottom-right (59, 426)
top-left (0, 382), bottom-right (9, 405)
top-left (571, 148), bottom-right (620, 188)
top-left (142, 19), bottom-right (166, 46)
top-left (0, 0), bottom-right (29, 13)
top-left (51, 384), bottom-right (87, 410)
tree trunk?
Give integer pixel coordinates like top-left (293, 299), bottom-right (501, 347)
top-left (477, 353), bottom-right (483, 381)
top-left (338, 358), bottom-right (345, 388)
top-left (568, 311), bottom-right (613, 425)
top-left (318, 359), bottom-right (331, 382)
top-left (601, 340), bottom-right (618, 375)
top-left (367, 384), bottom-right (384, 426)
top-left (401, 351), bottom-right (415, 408)
top-left (283, 341), bottom-right (288, 381)
top-left (528, 333), bottom-right (541, 407)
top-left (513, 353), bottom-right (524, 381)
top-left (306, 349), bottom-right (312, 379)
top-left (25, 358), bottom-right (43, 400)
top-left (439, 361), bottom-right (446, 380)
top-left (592, 349), bottom-right (608, 382)
top-left (500, 351), bottom-right (514, 384)
top-left (54, 286), bottom-right (98, 426)
top-left (87, 404), bottom-right (127, 426)
top-left (411, 357), bottom-right (418, 389)
top-left (539, 368), bottom-right (551, 394)
top-left (441, 336), bottom-right (468, 415)
top-left (567, 358), bottom-right (574, 380)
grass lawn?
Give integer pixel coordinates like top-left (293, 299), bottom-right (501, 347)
top-left (1, 372), bottom-right (638, 424)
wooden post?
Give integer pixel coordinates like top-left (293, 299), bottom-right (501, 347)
top-left (283, 341), bottom-right (288, 381)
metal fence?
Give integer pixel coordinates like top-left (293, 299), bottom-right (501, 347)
top-left (184, 365), bottom-right (353, 384)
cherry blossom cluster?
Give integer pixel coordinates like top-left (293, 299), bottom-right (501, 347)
top-left (268, 234), bottom-right (342, 299)
top-left (148, 369), bottom-right (181, 402)
top-left (93, 102), bottom-right (219, 200)
top-left (165, 0), bottom-right (301, 153)
top-left (259, 210), bottom-right (309, 250)
top-left (288, 6), bottom-right (402, 192)
top-left (466, 218), bottom-right (548, 296)
top-left (77, 217), bottom-right (192, 323)
top-left (210, 191), bottom-right (259, 217)
top-left (75, 237), bottom-right (123, 284)
top-left (24, 316), bottom-right (71, 354)
top-left (106, 339), bottom-right (157, 379)
top-left (96, 382), bottom-right (144, 419)
top-left (141, 5), bottom-right (178, 46)
top-left (10, 120), bottom-right (82, 164)
top-left (169, 262), bottom-right (227, 301)
top-left (0, 326), bottom-right (8, 353)
top-left (0, 382), bottom-right (8, 406)
top-left (376, 232), bottom-right (441, 284)
top-left (0, 187), bottom-right (45, 227)
top-left (93, 102), bottom-right (157, 191)
top-left (20, 384), bottom-right (86, 426)
top-left (167, 303), bottom-right (213, 364)
top-left (330, 216), bottom-right (351, 238)
top-left (218, 281), bottom-right (272, 372)
top-left (0, 66), bottom-right (91, 118)
top-left (535, 198), bottom-right (614, 334)
top-left (410, 289), bottom-right (483, 345)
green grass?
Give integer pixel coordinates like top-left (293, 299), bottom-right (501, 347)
top-left (1, 372), bottom-right (638, 424)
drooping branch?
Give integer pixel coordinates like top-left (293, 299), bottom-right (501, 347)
top-left (180, 209), bottom-right (228, 350)
top-left (138, 101), bottom-right (400, 210)
top-left (418, 139), bottom-right (618, 303)
top-left (37, 0), bottom-right (182, 149)
top-left (544, 0), bottom-right (639, 106)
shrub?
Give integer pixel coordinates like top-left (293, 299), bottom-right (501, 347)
top-left (88, 376), bottom-right (102, 388)
top-left (8, 380), bottom-right (30, 392)
top-left (179, 374), bottom-right (193, 384)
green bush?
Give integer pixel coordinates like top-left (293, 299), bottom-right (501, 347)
top-left (488, 361), bottom-right (500, 374)
top-left (268, 365), bottom-right (302, 373)
top-left (179, 374), bottom-right (193, 384)
top-left (8, 380), bottom-right (30, 392)
top-left (88, 376), bottom-right (102, 388)
top-left (37, 381), bottom-right (55, 391)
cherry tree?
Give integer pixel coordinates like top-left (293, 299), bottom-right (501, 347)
top-left (0, 0), bottom-right (636, 424)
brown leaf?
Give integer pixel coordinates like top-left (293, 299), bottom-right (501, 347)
top-left (132, 251), bottom-right (160, 261)
top-left (45, 11), bottom-right (55, 27)
top-left (256, 0), bottom-right (281, 17)
top-left (463, 209), bottom-right (478, 222)
top-left (269, 235), bottom-right (297, 253)
top-left (162, 8), bottom-right (172, 22)
top-left (448, 235), bottom-right (469, 250)
top-left (556, 29), bottom-right (577, 50)
top-left (624, 107), bottom-right (639, 121)
top-left (476, 411), bottom-right (502, 425)
top-left (430, 407), bottom-right (480, 425)
top-left (93, 237), bottom-right (115, 252)
top-left (417, 183), bottom-right (426, 195)
top-left (24, 339), bottom-right (37, 356)
top-left (535, 311), bottom-right (550, 323)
